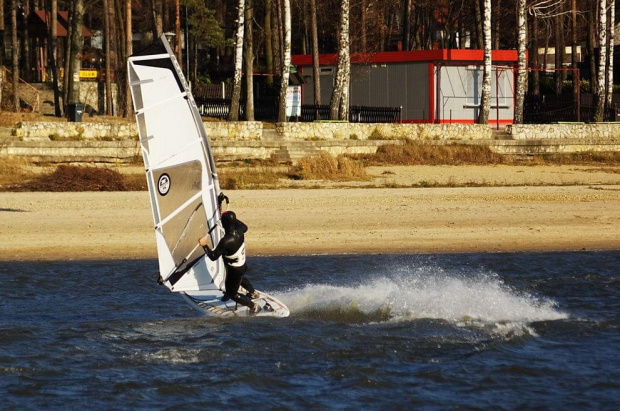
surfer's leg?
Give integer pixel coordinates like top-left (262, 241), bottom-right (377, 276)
top-left (225, 266), bottom-right (253, 309)
top-left (240, 276), bottom-right (255, 294)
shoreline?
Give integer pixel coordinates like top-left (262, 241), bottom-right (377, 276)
top-left (1, 183), bottom-right (619, 262)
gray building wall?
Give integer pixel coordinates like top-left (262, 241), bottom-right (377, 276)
top-left (437, 66), bottom-right (514, 123)
top-left (299, 61), bottom-right (515, 123)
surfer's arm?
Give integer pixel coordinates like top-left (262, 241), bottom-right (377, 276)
top-left (199, 236), bottom-right (225, 261)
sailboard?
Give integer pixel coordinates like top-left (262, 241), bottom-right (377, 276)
top-left (127, 34), bottom-right (289, 318)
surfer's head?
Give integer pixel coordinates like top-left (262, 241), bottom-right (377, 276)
top-left (221, 211), bottom-right (237, 231)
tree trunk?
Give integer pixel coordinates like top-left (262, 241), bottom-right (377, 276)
top-left (0, 0), bottom-right (4, 107)
top-left (244, 0), bottom-right (254, 121)
top-left (554, 14), bottom-right (562, 94)
top-left (595, 0), bottom-right (608, 122)
top-left (125, 0), bottom-right (132, 118)
top-left (277, 0), bottom-right (291, 122)
top-left (474, 0), bottom-right (484, 49)
top-left (588, 1), bottom-right (598, 93)
top-left (606, 0), bottom-right (615, 106)
top-left (175, 0), bottom-right (182, 71)
top-left (265, 0), bottom-right (274, 85)
top-left (478, 0), bottom-right (491, 124)
top-left (329, 0), bottom-right (350, 121)
top-left (532, 13), bottom-right (540, 95)
top-left (68, 0), bottom-right (84, 106)
top-left (11, 0), bottom-right (18, 112)
top-left (310, 0), bottom-right (320, 105)
top-left (572, 0), bottom-right (579, 97)
top-left (104, 0), bottom-right (113, 115)
top-left (361, 0), bottom-right (367, 52)
top-left (63, 1), bottom-right (73, 112)
top-left (48, 0), bottom-right (62, 116)
top-left (403, 0), bottom-right (412, 51)
top-left (229, 0), bottom-right (245, 121)
top-left (152, 0), bottom-right (163, 38)
top-left (514, 0), bottom-right (527, 124)
top-left (493, 0), bottom-right (500, 50)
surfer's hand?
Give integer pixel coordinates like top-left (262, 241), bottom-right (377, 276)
top-left (198, 237), bottom-right (209, 247)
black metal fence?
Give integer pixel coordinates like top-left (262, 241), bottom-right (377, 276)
top-left (524, 93), bottom-right (618, 123)
top-left (196, 97), bottom-right (402, 123)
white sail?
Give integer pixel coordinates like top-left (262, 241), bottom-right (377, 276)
top-left (128, 34), bottom-right (225, 294)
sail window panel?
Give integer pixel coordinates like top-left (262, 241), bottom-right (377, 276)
top-left (136, 113), bottom-right (150, 152)
top-left (153, 161), bottom-right (202, 219)
top-left (160, 197), bottom-right (209, 269)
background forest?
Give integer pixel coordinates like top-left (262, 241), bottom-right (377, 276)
top-left (0, 0), bottom-right (618, 123)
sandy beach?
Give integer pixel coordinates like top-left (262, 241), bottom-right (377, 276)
top-left (1, 164), bottom-right (619, 261)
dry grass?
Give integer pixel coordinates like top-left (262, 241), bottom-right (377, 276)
top-left (3, 165), bottom-right (147, 192)
top-left (360, 140), bottom-right (506, 166)
top-left (296, 152), bottom-right (368, 181)
top-left (359, 139), bottom-right (620, 167)
top-left (219, 167), bottom-right (285, 189)
top-left (0, 157), bottom-right (36, 188)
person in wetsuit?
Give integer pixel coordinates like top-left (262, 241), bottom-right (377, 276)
top-left (198, 210), bottom-right (260, 313)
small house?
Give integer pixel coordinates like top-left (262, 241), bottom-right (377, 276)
top-left (291, 49), bottom-right (520, 125)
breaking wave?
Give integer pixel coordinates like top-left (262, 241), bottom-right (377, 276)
top-left (276, 263), bottom-right (568, 335)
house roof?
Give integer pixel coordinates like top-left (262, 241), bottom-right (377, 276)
top-left (291, 49), bottom-right (519, 66)
top-left (28, 10), bottom-right (92, 38)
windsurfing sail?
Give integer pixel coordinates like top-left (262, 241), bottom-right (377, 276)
top-left (128, 34), bottom-right (226, 294)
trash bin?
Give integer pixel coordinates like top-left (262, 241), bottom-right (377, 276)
top-left (67, 102), bottom-right (84, 122)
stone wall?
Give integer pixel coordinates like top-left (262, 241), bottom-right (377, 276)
top-left (13, 121), bottom-right (138, 141)
top-left (277, 122), bottom-right (493, 141)
top-left (507, 123), bottom-right (620, 140)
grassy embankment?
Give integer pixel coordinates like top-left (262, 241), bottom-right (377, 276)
top-left (2, 140), bottom-right (620, 192)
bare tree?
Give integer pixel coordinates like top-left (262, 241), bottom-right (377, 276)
top-left (571, 0), bottom-right (578, 97)
top-left (104, 0), bottom-right (113, 115)
top-left (48, 0), bottom-right (62, 116)
top-left (277, 0), bottom-right (291, 122)
top-left (0, 0), bottom-right (4, 107)
top-left (125, 0), bottom-right (132, 118)
top-left (310, 0), bottom-right (320, 105)
top-left (11, 0), bottom-right (19, 112)
top-left (152, 0), bottom-right (164, 38)
top-left (175, 0), bottom-right (182, 70)
top-left (265, 0), bottom-right (274, 85)
top-left (244, 0), bottom-right (254, 120)
top-left (68, 0), bottom-right (85, 106)
top-left (515, 0), bottom-right (527, 124)
top-left (229, 0), bottom-right (245, 121)
top-left (329, 0), bottom-right (350, 121)
top-left (478, 0), bottom-right (492, 124)
top-left (595, 0), bottom-right (608, 122)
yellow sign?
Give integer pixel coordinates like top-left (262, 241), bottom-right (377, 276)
top-left (79, 70), bottom-right (98, 79)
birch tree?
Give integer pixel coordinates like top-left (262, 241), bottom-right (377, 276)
top-left (478, 0), bottom-right (492, 124)
top-left (244, 0), bottom-right (254, 121)
top-left (329, 0), bottom-right (350, 121)
top-left (229, 0), bottom-right (245, 121)
top-left (595, 0), bottom-right (608, 122)
top-left (277, 0), bottom-right (291, 122)
top-left (606, 0), bottom-right (615, 107)
top-left (514, 0), bottom-right (527, 124)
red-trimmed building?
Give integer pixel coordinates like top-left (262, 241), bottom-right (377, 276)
top-left (291, 49), bottom-right (520, 124)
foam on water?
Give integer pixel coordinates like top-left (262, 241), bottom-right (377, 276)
top-left (277, 263), bottom-right (568, 334)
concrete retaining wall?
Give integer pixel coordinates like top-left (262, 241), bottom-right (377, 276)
top-left (3, 121), bottom-right (620, 164)
top-left (507, 123), bottom-right (620, 140)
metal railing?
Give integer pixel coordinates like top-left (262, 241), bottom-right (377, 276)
top-left (1, 67), bottom-right (41, 112)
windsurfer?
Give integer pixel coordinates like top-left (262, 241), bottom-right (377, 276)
top-left (199, 210), bottom-right (260, 313)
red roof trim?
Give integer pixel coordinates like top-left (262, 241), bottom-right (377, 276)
top-left (291, 49), bottom-right (519, 66)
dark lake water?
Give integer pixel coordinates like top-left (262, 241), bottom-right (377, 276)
top-left (1, 252), bottom-right (619, 410)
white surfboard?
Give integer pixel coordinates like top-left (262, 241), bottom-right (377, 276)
top-left (128, 34), bottom-right (289, 318)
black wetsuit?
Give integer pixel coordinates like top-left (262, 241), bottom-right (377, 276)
top-left (203, 218), bottom-right (255, 308)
